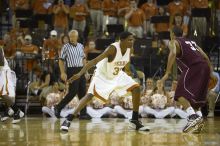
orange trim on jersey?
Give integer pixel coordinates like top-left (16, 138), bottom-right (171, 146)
top-left (93, 85), bottom-right (108, 103)
top-left (5, 70), bottom-right (9, 95)
top-left (126, 84), bottom-right (140, 92)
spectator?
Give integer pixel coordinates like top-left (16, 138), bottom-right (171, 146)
top-left (70, 0), bottom-right (88, 35)
top-left (154, 6), bottom-right (170, 33)
top-left (171, 13), bottom-right (188, 37)
top-left (84, 39), bottom-right (101, 59)
top-left (141, 0), bottom-right (158, 36)
top-left (141, 80), bottom-right (174, 118)
top-left (125, 0), bottom-right (146, 38)
top-left (87, 98), bottom-right (115, 118)
top-left (117, 0), bottom-right (130, 27)
top-left (20, 35), bottom-right (39, 72)
top-left (87, 0), bottom-right (103, 36)
top-left (102, 0), bottom-right (118, 33)
top-left (60, 34), bottom-right (70, 46)
top-left (43, 30), bottom-right (61, 64)
top-left (53, 0), bottom-right (70, 36)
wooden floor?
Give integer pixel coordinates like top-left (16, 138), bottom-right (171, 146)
top-left (1, 117), bottom-right (220, 146)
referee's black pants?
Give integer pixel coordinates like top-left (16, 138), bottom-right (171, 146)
top-left (56, 67), bottom-right (87, 115)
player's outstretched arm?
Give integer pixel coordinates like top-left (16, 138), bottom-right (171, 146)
top-left (161, 40), bottom-right (177, 82)
top-left (68, 46), bottom-right (115, 83)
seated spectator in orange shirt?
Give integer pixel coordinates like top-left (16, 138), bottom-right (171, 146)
top-left (117, 0), bottom-right (130, 26)
top-left (141, 0), bottom-right (158, 36)
top-left (20, 35), bottom-right (39, 72)
top-left (102, 0), bottom-right (118, 33)
top-left (87, 0), bottom-right (103, 36)
top-left (53, 0), bottom-right (70, 36)
top-left (154, 6), bottom-right (170, 34)
top-left (125, 0), bottom-right (146, 38)
top-left (171, 13), bottom-right (188, 37)
top-left (70, 0), bottom-right (88, 34)
top-left (43, 30), bottom-right (61, 61)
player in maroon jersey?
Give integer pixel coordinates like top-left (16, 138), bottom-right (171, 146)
top-left (161, 26), bottom-right (215, 133)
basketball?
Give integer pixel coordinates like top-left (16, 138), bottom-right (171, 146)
top-left (208, 75), bottom-right (218, 90)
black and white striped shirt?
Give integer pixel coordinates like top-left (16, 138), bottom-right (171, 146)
top-left (60, 43), bottom-right (85, 67)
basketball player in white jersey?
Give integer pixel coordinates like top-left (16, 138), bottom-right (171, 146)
top-left (0, 46), bottom-right (24, 123)
top-left (60, 32), bottom-right (149, 132)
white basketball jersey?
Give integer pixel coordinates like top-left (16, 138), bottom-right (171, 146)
top-left (96, 42), bottom-right (130, 79)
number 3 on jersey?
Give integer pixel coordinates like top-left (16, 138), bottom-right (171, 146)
top-left (185, 41), bottom-right (198, 51)
top-left (113, 67), bottom-right (120, 75)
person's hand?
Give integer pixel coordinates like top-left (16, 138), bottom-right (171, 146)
top-left (61, 72), bottom-right (67, 82)
top-left (67, 73), bottom-right (81, 84)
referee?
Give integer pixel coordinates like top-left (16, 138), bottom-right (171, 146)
top-left (54, 30), bottom-right (90, 119)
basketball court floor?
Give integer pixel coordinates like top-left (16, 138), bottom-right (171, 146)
top-left (1, 117), bottom-right (220, 146)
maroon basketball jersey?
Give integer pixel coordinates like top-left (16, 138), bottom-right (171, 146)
top-left (175, 37), bottom-right (207, 71)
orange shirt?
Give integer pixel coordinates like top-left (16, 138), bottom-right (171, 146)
top-left (21, 44), bottom-right (38, 54)
top-left (168, 1), bottom-right (186, 16)
top-left (21, 44), bottom-right (39, 71)
top-left (70, 4), bottom-right (88, 21)
top-left (43, 38), bottom-right (61, 59)
top-left (141, 3), bottom-right (158, 20)
top-left (181, 0), bottom-right (190, 8)
top-left (117, 0), bottom-right (130, 17)
top-left (127, 8), bottom-right (146, 27)
top-left (87, 0), bottom-right (102, 10)
top-left (11, 0), bottom-right (29, 9)
top-left (53, 4), bottom-right (69, 29)
top-left (190, 0), bottom-right (208, 8)
top-left (32, 0), bottom-right (48, 14)
top-left (102, 0), bottom-right (118, 16)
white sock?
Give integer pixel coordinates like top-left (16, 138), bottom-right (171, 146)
top-left (186, 107), bottom-right (196, 116)
top-left (196, 111), bottom-right (203, 117)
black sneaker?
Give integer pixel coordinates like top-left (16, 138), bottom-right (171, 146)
top-left (1, 111), bottom-right (10, 122)
top-left (54, 106), bottom-right (61, 118)
top-left (60, 119), bottom-right (71, 132)
top-left (79, 114), bottom-right (91, 120)
top-left (129, 120), bottom-right (150, 131)
top-left (12, 110), bottom-right (24, 124)
top-left (183, 114), bottom-right (203, 133)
